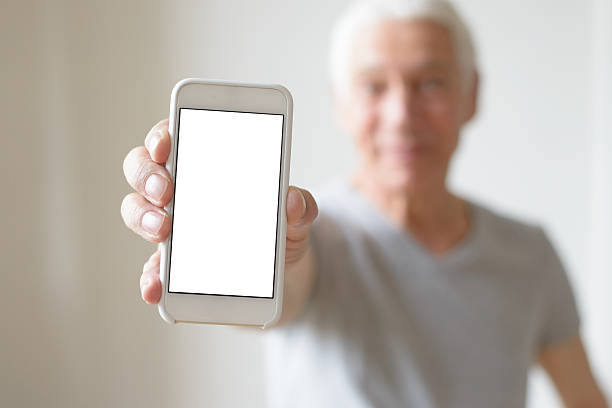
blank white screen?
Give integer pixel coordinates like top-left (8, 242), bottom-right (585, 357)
top-left (168, 108), bottom-right (283, 298)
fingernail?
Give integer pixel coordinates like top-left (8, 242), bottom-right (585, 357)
top-left (291, 188), bottom-right (306, 218)
top-left (298, 190), bottom-right (306, 217)
top-left (142, 211), bottom-right (163, 235)
top-left (145, 174), bottom-right (168, 202)
top-left (146, 130), bottom-right (162, 153)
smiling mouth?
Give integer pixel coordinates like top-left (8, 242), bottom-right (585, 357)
top-left (387, 145), bottom-right (426, 161)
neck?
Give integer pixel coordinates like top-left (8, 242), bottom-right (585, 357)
top-left (351, 168), bottom-right (472, 253)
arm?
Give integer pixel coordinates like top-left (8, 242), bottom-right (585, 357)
top-left (538, 333), bottom-right (608, 408)
top-left (272, 243), bottom-right (318, 327)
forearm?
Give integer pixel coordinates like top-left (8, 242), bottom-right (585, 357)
top-left (237, 186), bottom-right (319, 331)
top-left (271, 243), bottom-right (317, 328)
top-left (234, 243), bottom-right (317, 331)
top-left (539, 334), bottom-right (609, 408)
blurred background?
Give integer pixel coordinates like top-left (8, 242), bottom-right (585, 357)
top-left (1, 0), bottom-right (610, 406)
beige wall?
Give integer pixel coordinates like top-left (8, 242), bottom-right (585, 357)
top-left (2, 1), bottom-right (267, 406)
top-left (1, 1), bottom-right (609, 407)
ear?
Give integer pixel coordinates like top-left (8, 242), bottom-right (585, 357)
top-left (462, 70), bottom-right (479, 124)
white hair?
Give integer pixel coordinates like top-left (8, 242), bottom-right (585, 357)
top-left (328, 0), bottom-right (477, 96)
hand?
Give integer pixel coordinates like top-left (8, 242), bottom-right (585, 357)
top-left (121, 119), bottom-right (318, 305)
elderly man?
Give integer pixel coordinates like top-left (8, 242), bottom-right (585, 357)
top-left (121, 0), bottom-right (607, 406)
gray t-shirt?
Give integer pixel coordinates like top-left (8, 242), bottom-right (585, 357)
top-left (263, 177), bottom-right (580, 408)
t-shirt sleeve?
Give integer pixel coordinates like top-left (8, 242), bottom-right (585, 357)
top-left (536, 227), bottom-right (581, 350)
top-left (277, 207), bottom-right (341, 328)
top-left (304, 210), bottom-right (340, 311)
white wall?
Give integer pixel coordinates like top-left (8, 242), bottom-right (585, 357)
top-left (0, 0), bottom-right (609, 407)
top-left (586, 0), bottom-right (612, 398)
top-left (449, 1), bottom-right (611, 405)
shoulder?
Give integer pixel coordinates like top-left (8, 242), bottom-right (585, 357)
top-left (309, 177), bottom-right (352, 213)
top-left (472, 199), bottom-right (559, 268)
top-left (307, 178), bottom-right (354, 242)
top-left (305, 177), bottom-right (371, 265)
top-left (308, 177), bottom-right (360, 230)
top-left (475, 200), bottom-right (542, 241)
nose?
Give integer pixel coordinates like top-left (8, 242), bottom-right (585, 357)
top-left (383, 84), bottom-right (419, 130)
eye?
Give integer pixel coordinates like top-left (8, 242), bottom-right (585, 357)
top-left (419, 78), bottom-right (444, 92)
top-left (362, 80), bottom-right (386, 96)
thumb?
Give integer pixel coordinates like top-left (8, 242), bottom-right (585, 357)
top-left (286, 186), bottom-right (318, 239)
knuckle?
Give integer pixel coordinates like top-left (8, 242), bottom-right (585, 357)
top-left (126, 147), bottom-right (171, 202)
top-left (123, 146), bottom-right (149, 190)
top-left (124, 146), bottom-right (147, 186)
top-left (124, 146), bottom-right (142, 169)
top-left (121, 193), bottom-right (143, 230)
top-left (133, 156), bottom-right (155, 192)
top-left (148, 120), bottom-right (169, 144)
top-left (123, 149), bottom-right (135, 181)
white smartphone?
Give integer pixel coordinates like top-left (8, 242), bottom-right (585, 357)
top-left (158, 78), bottom-right (292, 328)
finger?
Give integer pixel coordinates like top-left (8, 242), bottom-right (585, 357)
top-left (286, 186), bottom-right (318, 242)
top-left (121, 192), bottom-right (171, 242)
top-left (144, 119), bottom-right (171, 164)
top-left (140, 249), bottom-right (162, 304)
top-left (123, 146), bottom-right (173, 207)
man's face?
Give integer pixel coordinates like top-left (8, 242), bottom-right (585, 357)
top-left (335, 19), bottom-right (476, 193)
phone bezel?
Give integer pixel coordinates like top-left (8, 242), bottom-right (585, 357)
top-left (158, 78), bottom-right (292, 328)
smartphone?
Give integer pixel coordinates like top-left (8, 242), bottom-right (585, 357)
top-left (158, 78), bottom-right (292, 328)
